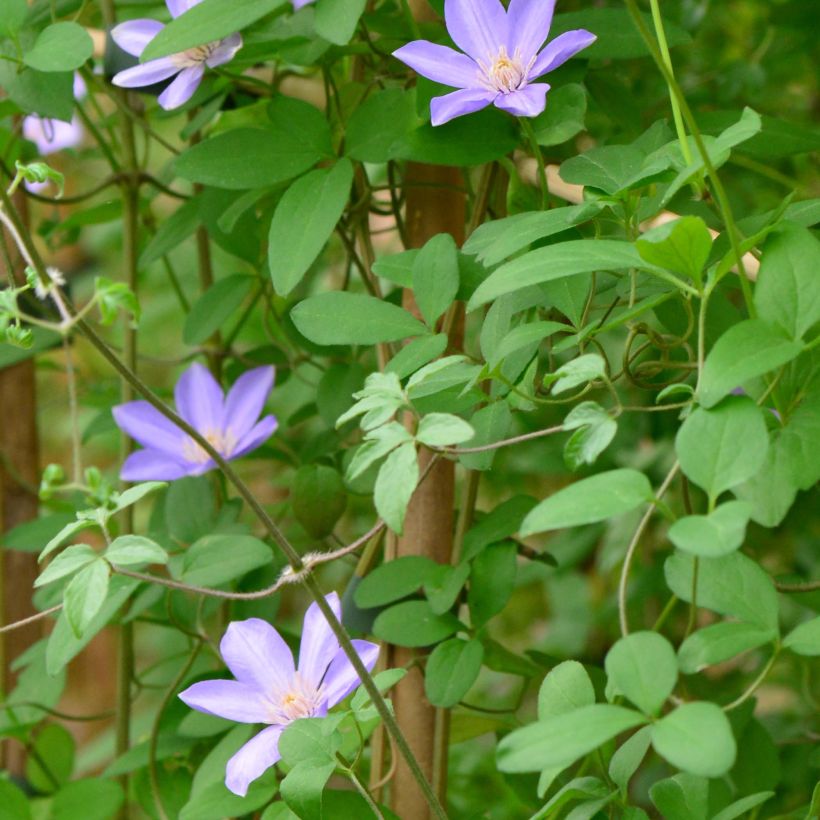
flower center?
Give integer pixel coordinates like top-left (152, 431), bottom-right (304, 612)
top-left (181, 427), bottom-right (237, 465)
top-left (268, 673), bottom-right (324, 724)
top-left (479, 47), bottom-right (532, 94)
top-left (172, 41), bottom-right (220, 69)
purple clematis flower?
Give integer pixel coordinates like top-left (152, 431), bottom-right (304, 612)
top-left (179, 593), bottom-right (379, 796)
top-left (111, 0), bottom-right (242, 110)
top-left (393, 0), bottom-right (596, 126)
top-left (292, 0), bottom-right (315, 8)
top-left (113, 363), bottom-right (277, 481)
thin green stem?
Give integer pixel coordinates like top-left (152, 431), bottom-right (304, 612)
top-left (339, 758), bottom-right (385, 820)
top-left (520, 118), bottom-right (548, 209)
top-left (723, 648), bottom-right (780, 711)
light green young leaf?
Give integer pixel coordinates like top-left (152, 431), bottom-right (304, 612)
top-left (113, 481), bottom-right (167, 512)
top-left (605, 632), bottom-right (678, 716)
top-left (64, 559), bottom-right (110, 638)
top-left (609, 726), bottom-right (652, 791)
top-left (678, 621), bottom-right (776, 673)
top-left (104, 535), bottom-right (169, 568)
top-left (537, 661), bottom-right (595, 720)
top-left (415, 413), bottom-right (475, 448)
top-left (24, 23), bottom-right (93, 72)
top-left (547, 353), bottom-right (606, 395)
top-left (636, 216), bottom-right (713, 286)
top-left (314, 0), bottom-right (367, 44)
top-left (373, 442), bottom-right (419, 534)
top-left (35, 545), bottom-right (97, 588)
top-left (783, 616), bottom-right (820, 656)
top-left (667, 500), bottom-right (752, 558)
top-left (412, 233), bottom-right (460, 327)
top-left (39, 519), bottom-right (97, 562)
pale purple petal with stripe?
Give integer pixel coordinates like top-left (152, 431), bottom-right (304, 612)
top-left (112, 400), bottom-right (186, 453)
top-left (297, 592), bottom-right (341, 689)
top-left (230, 416), bottom-right (278, 461)
top-left (392, 40), bottom-right (479, 89)
top-left (206, 33), bottom-right (243, 68)
top-left (158, 64), bottom-right (204, 109)
top-left (120, 449), bottom-right (192, 481)
top-left (321, 640), bottom-right (380, 707)
top-left (530, 29), bottom-right (596, 79)
top-left (178, 679), bottom-right (272, 723)
top-left (23, 117), bottom-right (83, 155)
top-left (430, 87), bottom-right (495, 126)
top-left (507, 0), bottom-right (556, 64)
top-left (113, 57), bottom-right (179, 89)
top-left (494, 83), bottom-right (550, 117)
top-left (292, 0), bottom-right (316, 9)
top-left (220, 618), bottom-right (295, 694)
top-left (225, 726), bottom-right (284, 797)
top-left (174, 362), bottom-right (224, 433)
top-left (167, 0), bottom-right (201, 18)
top-left (224, 366), bottom-right (275, 441)
top-left (444, 0), bottom-right (507, 63)
top-left (111, 19), bottom-right (164, 57)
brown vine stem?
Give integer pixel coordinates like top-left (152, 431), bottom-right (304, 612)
top-left (440, 424), bottom-right (564, 455)
top-left (0, 604), bottom-right (62, 634)
top-left (775, 580), bottom-right (820, 593)
top-left (618, 461), bottom-right (680, 636)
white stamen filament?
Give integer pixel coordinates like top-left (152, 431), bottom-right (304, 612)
top-left (478, 46), bottom-right (534, 94)
top-left (172, 41), bottom-right (220, 69)
top-left (181, 427), bottom-right (237, 465)
top-left (267, 672), bottom-right (325, 724)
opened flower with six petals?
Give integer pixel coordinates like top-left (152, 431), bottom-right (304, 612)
top-left (393, 0), bottom-right (596, 125)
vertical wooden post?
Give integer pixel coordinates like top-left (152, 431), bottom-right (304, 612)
top-left (0, 191), bottom-right (41, 774)
top-left (389, 1), bottom-right (467, 806)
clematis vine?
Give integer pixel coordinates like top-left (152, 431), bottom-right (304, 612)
top-left (113, 363), bottom-right (277, 481)
top-left (179, 593), bottom-right (379, 796)
top-left (111, 0), bottom-right (242, 110)
top-left (393, 0), bottom-right (596, 126)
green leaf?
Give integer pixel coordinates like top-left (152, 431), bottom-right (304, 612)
top-left (664, 551), bottom-right (779, 632)
top-left (699, 319), bottom-right (803, 408)
top-left (711, 792), bottom-right (775, 820)
top-left (314, 0), bottom-right (366, 44)
top-left (651, 702), bottom-right (736, 777)
top-left (537, 777), bottom-right (610, 817)
top-left (23, 23), bottom-right (93, 72)
top-left (351, 668), bottom-right (407, 713)
top-left (489, 321), bottom-right (567, 369)
top-left (279, 718), bottom-right (341, 767)
top-left (532, 83), bottom-right (587, 147)
top-left (636, 217), bottom-right (713, 286)
top-left (0, 64), bottom-right (75, 122)
top-left (677, 395), bottom-right (769, 501)
top-left (468, 240), bottom-right (654, 311)
top-left (113, 481), bottom-right (168, 512)
top-left (51, 779), bottom-right (123, 820)
top-left (605, 632), bottom-right (678, 716)
top-left (678, 621), bottom-right (776, 673)
top-left (412, 233), bottom-right (460, 327)
top-left (497, 704), bottom-right (647, 773)
top-left (345, 88), bottom-right (419, 163)
top-left (415, 413), bottom-right (474, 448)
top-left (548, 353), bottom-right (606, 395)
top-left (0, 0), bottom-right (28, 37)
top-left (560, 145), bottom-right (647, 195)
top-left (176, 101), bottom-right (330, 189)
top-left (521, 469), bottom-right (652, 535)
top-left (563, 401), bottom-right (618, 470)
top-left (39, 519), bottom-right (97, 562)
top-left (667, 500), bottom-right (752, 558)
top-left (373, 600), bottom-right (460, 647)
top-left (292, 292), bottom-right (427, 346)
top-left (354, 556), bottom-right (439, 609)
top-left (142, 0), bottom-right (286, 60)
top-left (104, 535), bottom-right (169, 568)
top-left (373, 442), bottom-right (419, 534)
top-left (754, 224), bottom-right (820, 340)
top-left (649, 774), bottom-right (709, 820)
top-left (63, 559), bottom-right (110, 638)
top-left (424, 562), bottom-right (470, 615)
top-left (458, 402), bottom-right (513, 472)
top-left (166, 476), bottom-right (217, 544)
top-left (425, 638), bottom-right (484, 707)
top-left (35, 544), bottom-right (97, 587)
top-left (469, 541), bottom-right (517, 628)
top-left (537, 661), bottom-right (595, 719)
top-left (0, 778), bottom-right (31, 820)
top-left (183, 274), bottom-right (256, 345)
top-left (783, 616), bottom-right (820, 656)
top-left (385, 333), bottom-right (448, 380)
top-left (269, 159), bottom-right (354, 296)
top-left (181, 535), bottom-right (272, 587)
top-left (26, 723), bottom-right (74, 792)
top-left (280, 761), bottom-right (334, 820)
top-left (139, 198), bottom-right (200, 268)
top-left (609, 726), bottom-right (652, 791)
top-left (291, 464), bottom-right (347, 539)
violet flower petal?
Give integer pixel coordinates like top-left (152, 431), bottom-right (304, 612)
top-left (292, 0), bottom-right (315, 9)
top-left (206, 33), bottom-right (243, 68)
top-left (530, 29), bottom-right (596, 78)
top-left (112, 400), bottom-right (186, 452)
top-left (493, 82), bottom-right (550, 117)
top-left (120, 449), bottom-right (192, 481)
top-left (297, 591), bottom-right (342, 689)
top-left (430, 87), bottom-right (495, 126)
top-left (178, 679), bottom-right (272, 723)
top-left (223, 366), bottom-right (275, 441)
top-left (167, 0), bottom-right (200, 18)
top-left (112, 57), bottom-right (179, 89)
top-left (392, 40), bottom-right (479, 89)
top-left (444, 0), bottom-right (508, 63)
top-left (230, 416), bottom-right (278, 461)
top-left (174, 362), bottom-right (224, 433)
top-left (158, 64), bottom-right (204, 109)
top-left (321, 640), bottom-right (380, 707)
top-left (225, 725), bottom-right (284, 797)
top-left (23, 117), bottom-right (83, 155)
top-left (111, 19), bottom-right (164, 57)
top-left (507, 0), bottom-right (556, 64)
top-left (220, 618), bottom-right (295, 693)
